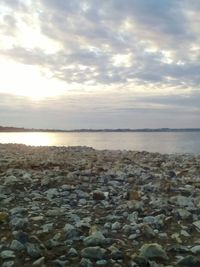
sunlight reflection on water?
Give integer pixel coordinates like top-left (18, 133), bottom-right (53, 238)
top-left (0, 131), bottom-right (200, 154)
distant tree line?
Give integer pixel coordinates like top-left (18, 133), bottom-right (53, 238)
top-left (0, 126), bottom-right (200, 132)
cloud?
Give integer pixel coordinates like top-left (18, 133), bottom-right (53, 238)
top-left (0, 0), bottom-right (200, 128)
top-left (0, 1), bottom-right (199, 89)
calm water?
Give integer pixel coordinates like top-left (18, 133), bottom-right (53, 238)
top-left (0, 132), bottom-right (200, 154)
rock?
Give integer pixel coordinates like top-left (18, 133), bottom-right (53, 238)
top-left (10, 217), bottom-right (28, 230)
top-left (126, 189), bottom-right (141, 200)
top-left (0, 250), bottom-right (15, 259)
top-left (53, 259), bottom-right (69, 267)
top-left (139, 243), bottom-right (168, 260)
top-left (141, 224), bottom-right (156, 238)
top-left (83, 231), bottom-right (107, 246)
top-left (45, 188), bottom-right (59, 200)
top-left (177, 255), bottom-right (200, 266)
top-left (0, 212), bottom-right (9, 222)
top-left (10, 240), bottom-right (25, 251)
top-left (68, 247), bottom-right (78, 257)
top-left (2, 261), bottom-right (15, 267)
top-left (4, 175), bottom-right (17, 185)
top-left (176, 209), bottom-right (192, 220)
top-left (191, 245), bottom-right (200, 254)
top-left (25, 243), bottom-right (42, 259)
top-left (63, 223), bottom-right (78, 239)
top-left (193, 220), bottom-right (200, 232)
top-left (81, 246), bottom-right (106, 260)
top-left (128, 211), bottom-right (138, 223)
top-left (96, 259), bottom-right (108, 266)
top-left (170, 195), bottom-right (194, 207)
top-left (32, 256), bottom-right (45, 266)
top-left (143, 215), bottom-right (164, 227)
top-left (13, 231), bottom-right (29, 244)
top-left (80, 258), bottom-right (93, 267)
top-left (10, 207), bottom-right (27, 216)
top-left (111, 222), bottom-right (121, 230)
top-left (109, 245), bottom-right (123, 260)
top-left (93, 190), bottom-right (105, 200)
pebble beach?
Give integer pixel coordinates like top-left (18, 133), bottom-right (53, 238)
top-left (0, 143), bottom-right (200, 267)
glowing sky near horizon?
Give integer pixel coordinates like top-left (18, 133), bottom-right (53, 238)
top-left (0, 0), bottom-right (200, 129)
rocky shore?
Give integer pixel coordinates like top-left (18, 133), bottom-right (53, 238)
top-left (0, 144), bottom-right (200, 267)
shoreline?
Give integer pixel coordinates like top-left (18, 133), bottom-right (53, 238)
top-left (0, 144), bottom-right (200, 266)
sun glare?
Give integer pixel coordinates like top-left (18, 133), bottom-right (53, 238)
top-left (0, 59), bottom-right (67, 100)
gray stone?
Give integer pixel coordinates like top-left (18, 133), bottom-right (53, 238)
top-left (83, 231), bottom-right (107, 246)
top-left (177, 255), bottom-right (200, 266)
top-left (96, 260), bottom-right (108, 266)
top-left (0, 250), bottom-right (15, 259)
top-left (111, 222), bottom-right (121, 230)
top-left (2, 261), bottom-right (14, 267)
top-left (10, 217), bottom-right (28, 230)
top-left (139, 243), bottom-right (168, 260)
top-left (176, 209), bottom-right (192, 220)
top-left (193, 220), bottom-right (200, 232)
top-left (64, 223), bottom-right (78, 239)
top-left (10, 207), bottom-right (27, 216)
top-left (81, 246), bottom-right (106, 260)
top-left (68, 247), bottom-right (78, 257)
top-left (10, 240), bottom-right (25, 251)
top-left (26, 243), bottom-right (41, 259)
top-left (32, 257), bottom-right (45, 266)
top-left (80, 258), bottom-right (93, 267)
top-left (128, 211), bottom-right (138, 222)
top-left (191, 245), bottom-right (200, 254)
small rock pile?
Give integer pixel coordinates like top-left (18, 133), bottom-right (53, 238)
top-left (0, 144), bottom-right (200, 266)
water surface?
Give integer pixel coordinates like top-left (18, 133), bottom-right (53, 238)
top-left (0, 131), bottom-right (200, 154)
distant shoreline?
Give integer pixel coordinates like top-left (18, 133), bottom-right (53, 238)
top-left (0, 126), bottom-right (200, 133)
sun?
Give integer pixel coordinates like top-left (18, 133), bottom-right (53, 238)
top-left (0, 58), bottom-right (67, 100)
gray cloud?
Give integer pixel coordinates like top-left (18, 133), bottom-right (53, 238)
top-left (0, 92), bottom-right (199, 129)
top-left (0, 0), bottom-right (200, 128)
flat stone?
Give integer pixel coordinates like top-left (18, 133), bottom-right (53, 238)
top-left (193, 220), bottom-right (200, 231)
top-left (0, 250), bottom-right (15, 259)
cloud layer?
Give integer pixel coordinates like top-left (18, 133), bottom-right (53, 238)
top-left (0, 0), bottom-right (200, 128)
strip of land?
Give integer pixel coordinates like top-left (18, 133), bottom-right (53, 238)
top-left (0, 126), bottom-right (200, 132)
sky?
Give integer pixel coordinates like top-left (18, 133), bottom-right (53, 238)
top-left (0, 0), bottom-right (200, 129)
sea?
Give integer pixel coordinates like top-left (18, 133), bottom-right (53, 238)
top-left (0, 131), bottom-right (200, 154)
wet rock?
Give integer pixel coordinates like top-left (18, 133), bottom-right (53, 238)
top-left (139, 243), bottom-right (168, 261)
top-left (81, 246), bottom-right (106, 260)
